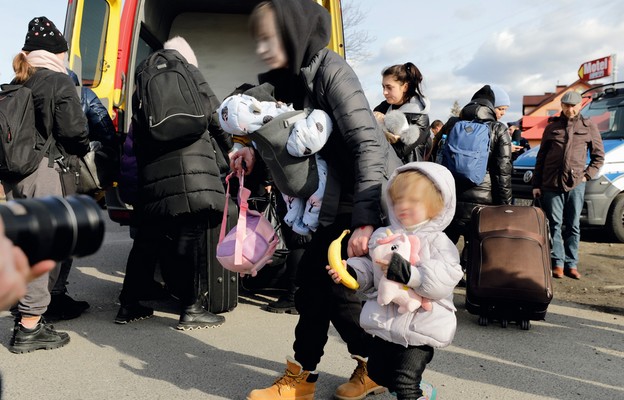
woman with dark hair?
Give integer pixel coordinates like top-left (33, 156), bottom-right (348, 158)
top-left (373, 63), bottom-right (431, 163)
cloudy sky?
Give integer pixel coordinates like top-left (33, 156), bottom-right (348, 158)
top-left (1, 0), bottom-right (622, 125)
top-left (349, 0), bottom-right (623, 124)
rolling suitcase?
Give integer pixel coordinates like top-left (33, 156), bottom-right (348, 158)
top-left (202, 197), bottom-right (239, 314)
top-left (466, 205), bottom-right (553, 330)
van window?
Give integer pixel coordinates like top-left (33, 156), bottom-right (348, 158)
top-left (581, 95), bottom-right (624, 140)
top-left (78, 0), bottom-right (110, 87)
top-left (136, 24), bottom-right (161, 67)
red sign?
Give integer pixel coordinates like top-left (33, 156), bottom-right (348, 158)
top-left (578, 56), bottom-right (612, 81)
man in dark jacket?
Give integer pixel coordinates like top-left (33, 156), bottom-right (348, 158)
top-left (532, 91), bottom-right (604, 280)
top-left (232, 1), bottom-right (401, 399)
top-left (444, 85), bottom-right (513, 246)
top-left (115, 37), bottom-right (232, 330)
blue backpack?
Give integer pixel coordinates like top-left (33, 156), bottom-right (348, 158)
top-left (441, 120), bottom-right (491, 185)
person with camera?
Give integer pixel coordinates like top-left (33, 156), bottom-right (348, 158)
top-left (2, 16), bottom-right (90, 353)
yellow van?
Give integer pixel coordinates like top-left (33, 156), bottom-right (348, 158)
top-left (62, 0), bottom-right (345, 223)
top-left (63, 0), bottom-right (344, 131)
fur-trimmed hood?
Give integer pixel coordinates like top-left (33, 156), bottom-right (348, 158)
top-left (397, 94), bottom-right (430, 114)
top-left (163, 36), bottom-right (198, 67)
top-left (384, 162), bottom-right (456, 233)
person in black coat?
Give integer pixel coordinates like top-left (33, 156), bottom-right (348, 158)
top-left (232, 1), bottom-right (401, 399)
top-left (4, 16), bottom-right (89, 354)
top-left (443, 85), bottom-right (513, 246)
top-left (115, 36), bottom-right (232, 330)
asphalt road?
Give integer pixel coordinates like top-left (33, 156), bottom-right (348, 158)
top-left (0, 217), bottom-right (622, 400)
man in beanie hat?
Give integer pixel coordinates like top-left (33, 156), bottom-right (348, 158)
top-left (4, 16), bottom-right (89, 353)
top-left (439, 85), bottom-right (512, 256)
top-left (532, 91), bottom-right (604, 280)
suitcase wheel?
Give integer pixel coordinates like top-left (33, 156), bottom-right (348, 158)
top-left (478, 316), bottom-right (488, 326)
top-left (520, 320), bottom-right (531, 330)
top-left (500, 319), bottom-right (508, 328)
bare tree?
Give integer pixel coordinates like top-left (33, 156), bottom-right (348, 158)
top-left (450, 100), bottom-right (461, 118)
top-left (342, 0), bottom-right (375, 65)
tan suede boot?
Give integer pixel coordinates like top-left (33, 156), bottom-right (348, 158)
top-left (247, 357), bottom-right (317, 400)
top-left (334, 355), bottom-right (386, 400)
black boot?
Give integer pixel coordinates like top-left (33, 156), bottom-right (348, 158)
top-left (266, 293), bottom-right (298, 314)
top-left (10, 317), bottom-right (70, 354)
top-left (115, 302), bottom-right (153, 324)
top-left (176, 301), bottom-right (225, 330)
top-left (44, 293), bottom-right (90, 321)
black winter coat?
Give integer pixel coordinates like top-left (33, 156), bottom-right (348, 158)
top-left (23, 68), bottom-right (90, 159)
top-left (68, 69), bottom-right (117, 148)
top-left (444, 101), bottom-right (512, 227)
top-left (132, 51), bottom-right (229, 218)
top-left (300, 49), bottom-right (402, 228)
top-left (260, 0), bottom-right (401, 229)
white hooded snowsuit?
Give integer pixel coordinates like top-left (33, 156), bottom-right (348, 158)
top-left (348, 162), bottom-right (463, 348)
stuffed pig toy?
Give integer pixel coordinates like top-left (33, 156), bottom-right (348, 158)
top-left (372, 229), bottom-right (432, 314)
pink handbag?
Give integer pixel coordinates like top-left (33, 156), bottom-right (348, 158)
top-left (216, 171), bottom-right (279, 276)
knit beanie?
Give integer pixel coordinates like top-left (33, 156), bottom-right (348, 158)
top-left (491, 85), bottom-right (510, 108)
top-left (163, 36), bottom-right (198, 67)
top-left (22, 16), bottom-right (68, 54)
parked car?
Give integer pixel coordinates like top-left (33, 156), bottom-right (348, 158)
top-left (512, 81), bottom-right (624, 242)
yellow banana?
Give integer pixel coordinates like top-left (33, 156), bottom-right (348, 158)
top-left (327, 229), bottom-right (359, 290)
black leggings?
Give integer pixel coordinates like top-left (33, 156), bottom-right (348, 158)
top-left (367, 336), bottom-right (434, 400)
top-left (292, 214), bottom-right (370, 371)
top-left (120, 213), bottom-right (208, 307)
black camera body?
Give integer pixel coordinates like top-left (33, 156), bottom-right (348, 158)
top-left (0, 195), bottom-right (105, 263)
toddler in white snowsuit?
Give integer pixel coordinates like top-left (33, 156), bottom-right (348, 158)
top-left (218, 93), bottom-right (331, 235)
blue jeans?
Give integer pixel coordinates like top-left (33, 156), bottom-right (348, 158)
top-left (541, 182), bottom-right (585, 270)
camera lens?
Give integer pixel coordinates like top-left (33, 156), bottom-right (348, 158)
top-left (0, 195), bottom-right (105, 263)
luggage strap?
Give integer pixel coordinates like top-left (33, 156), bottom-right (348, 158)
top-left (219, 170), bottom-right (249, 266)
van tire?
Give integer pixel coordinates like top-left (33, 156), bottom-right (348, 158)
top-left (608, 193), bottom-right (624, 243)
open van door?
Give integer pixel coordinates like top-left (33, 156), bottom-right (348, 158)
top-left (98, 0), bottom-right (345, 225)
top-left (317, 0), bottom-right (345, 58)
top-left (63, 0), bottom-right (122, 125)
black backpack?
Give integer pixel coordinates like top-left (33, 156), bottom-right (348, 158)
top-left (135, 49), bottom-right (207, 142)
top-left (0, 84), bottom-right (47, 180)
